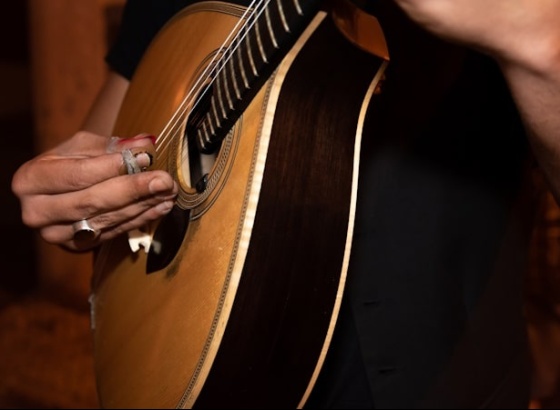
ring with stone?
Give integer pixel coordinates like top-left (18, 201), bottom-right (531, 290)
top-left (72, 219), bottom-right (100, 243)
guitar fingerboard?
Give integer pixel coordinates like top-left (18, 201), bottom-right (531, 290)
top-left (194, 0), bottom-right (322, 153)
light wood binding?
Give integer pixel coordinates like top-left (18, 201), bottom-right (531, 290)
top-left (89, 1), bottom-right (389, 408)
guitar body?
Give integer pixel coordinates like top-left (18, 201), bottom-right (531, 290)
top-left (90, 1), bottom-right (387, 408)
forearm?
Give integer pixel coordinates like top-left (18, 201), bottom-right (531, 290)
top-left (499, 45), bottom-right (560, 204)
top-left (81, 70), bottom-right (129, 135)
top-left (391, 0), bottom-right (560, 202)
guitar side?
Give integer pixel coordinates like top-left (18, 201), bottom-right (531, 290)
top-left (90, 1), bottom-right (388, 408)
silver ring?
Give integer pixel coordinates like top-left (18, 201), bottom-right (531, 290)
top-left (72, 219), bottom-right (100, 243)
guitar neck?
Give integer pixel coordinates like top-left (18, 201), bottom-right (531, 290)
top-left (194, 0), bottom-right (322, 153)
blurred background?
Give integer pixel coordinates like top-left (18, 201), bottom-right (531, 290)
top-left (0, 1), bottom-right (124, 407)
top-left (1, 1), bottom-right (560, 408)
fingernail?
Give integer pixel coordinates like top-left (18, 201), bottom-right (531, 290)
top-left (134, 152), bottom-right (153, 170)
top-left (149, 177), bottom-right (170, 194)
top-left (156, 200), bottom-right (174, 214)
top-left (108, 134), bottom-right (156, 153)
top-left (126, 134), bottom-right (156, 144)
top-left (144, 134), bottom-right (157, 144)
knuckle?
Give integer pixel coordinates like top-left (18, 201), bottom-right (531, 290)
top-left (11, 162), bottom-right (32, 197)
top-left (74, 193), bottom-right (99, 218)
top-left (93, 213), bottom-right (113, 230)
top-left (20, 204), bottom-right (41, 229)
top-left (73, 159), bottom-right (98, 189)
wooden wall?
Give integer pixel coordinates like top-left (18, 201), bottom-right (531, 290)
top-left (27, 0), bottom-right (126, 306)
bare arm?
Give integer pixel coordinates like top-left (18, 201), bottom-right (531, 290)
top-left (501, 57), bottom-right (560, 203)
top-left (393, 0), bottom-right (560, 202)
top-left (82, 71), bottom-right (130, 135)
top-left (11, 71), bottom-right (178, 251)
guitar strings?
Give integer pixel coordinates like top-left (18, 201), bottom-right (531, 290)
top-left (154, 0), bottom-right (271, 169)
top-left (156, 0), bottom-right (264, 149)
top-left (156, 0), bottom-right (271, 166)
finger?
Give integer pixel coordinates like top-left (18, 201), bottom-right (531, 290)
top-left (15, 152), bottom-right (126, 196)
top-left (53, 131), bottom-right (155, 157)
top-left (106, 134), bottom-right (157, 154)
top-left (40, 197), bottom-right (176, 250)
top-left (16, 145), bottom-right (155, 196)
top-left (21, 170), bottom-right (177, 228)
top-left (51, 131), bottom-right (116, 157)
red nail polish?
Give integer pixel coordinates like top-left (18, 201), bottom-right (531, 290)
top-left (117, 134), bottom-right (156, 145)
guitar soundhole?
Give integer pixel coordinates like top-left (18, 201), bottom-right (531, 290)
top-left (146, 205), bottom-right (190, 275)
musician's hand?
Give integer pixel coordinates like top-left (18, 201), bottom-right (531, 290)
top-left (393, 0), bottom-right (560, 72)
top-left (393, 1), bottom-right (560, 204)
top-left (11, 131), bottom-right (178, 251)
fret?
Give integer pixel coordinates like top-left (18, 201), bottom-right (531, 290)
top-left (202, 121), bottom-right (211, 142)
top-left (265, 5), bottom-right (279, 49)
top-left (207, 109), bottom-right (216, 136)
top-left (211, 96), bottom-right (220, 130)
top-left (215, 75), bottom-right (228, 119)
top-left (221, 63), bottom-right (235, 110)
top-left (228, 60), bottom-right (242, 100)
top-left (255, 18), bottom-right (269, 64)
top-left (197, 122), bottom-right (210, 147)
top-left (276, 0), bottom-right (291, 33)
top-left (292, 0), bottom-right (303, 16)
top-left (245, 33), bottom-right (259, 77)
top-left (236, 45), bottom-right (250, 89)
